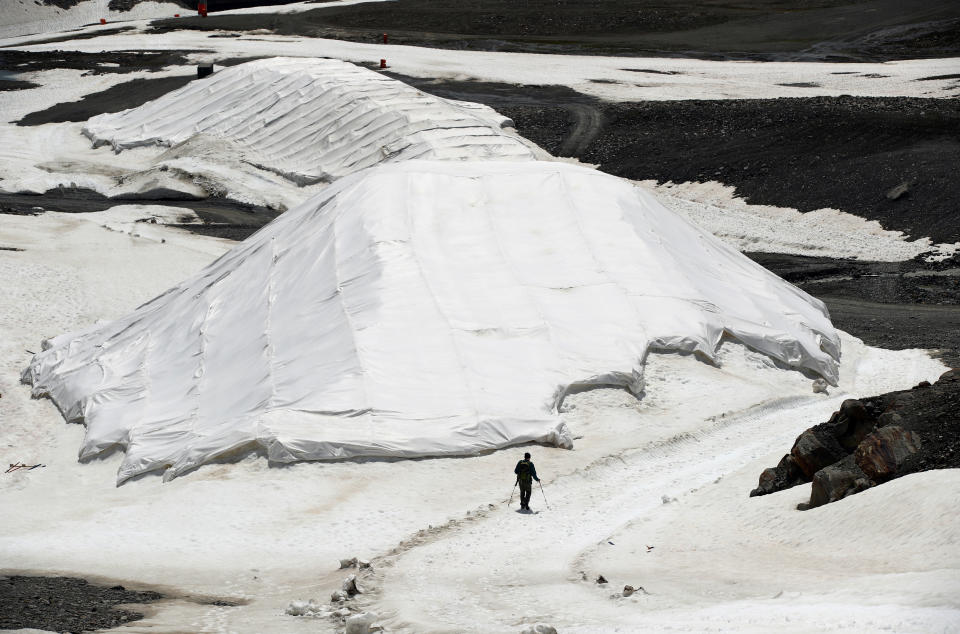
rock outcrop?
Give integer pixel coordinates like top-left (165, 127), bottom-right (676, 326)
top-left (854, 425), bottom-right (922, 482)
top-left (751, 368), bottom-right (958, 507)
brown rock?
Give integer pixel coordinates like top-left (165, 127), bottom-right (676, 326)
top-left (750, 453), bottom-right (808, 496)
top-left (854, 426), bottom-right (922, 483)
top-left (809, 455), bottom-right (873, 508)
top-left (791, 428), bottom-right (846, 479)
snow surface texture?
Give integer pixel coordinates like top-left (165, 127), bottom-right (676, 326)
top-left (650, 180), bottom-right (960, 262)
top-left (83, 57), bottom-right (534, 186)
top-left (22, 160), bottom-right (841, 484)
top-left (0, 0), bottom-right (182, 39)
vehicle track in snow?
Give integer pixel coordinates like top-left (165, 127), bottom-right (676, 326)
top-left (360, 392), bottom-right (854, 632)
top-left (556, 103), bottom-right (604, 158)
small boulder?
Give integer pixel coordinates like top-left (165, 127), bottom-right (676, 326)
top-left (286, 600), bottom-right (310, 616)
top-left (339, 557), bottom-right (358, 569)
top-left (331, 589), bottom-right (348, 603)
top-left (854, 425), bottom-right (921, 483)
top-left (342, 574), bottom-right (362, 597)
top-left (520, 625), bottom-right (557, 634)
top-left (622, 585), bottom-right (636, 597)
top-left (596, 575), bottom-right (608, 584)
top-left (812, 378), bottom-right (829, 394)
top-left (809, 455), bottom-right (872, 508)
top-left (345, 612), bottom-right (378, 634)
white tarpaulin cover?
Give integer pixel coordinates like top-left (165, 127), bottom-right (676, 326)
top-left (82, 57), bottom-right (534, 185)
top-left (22, 161), bottom-right (840, 483)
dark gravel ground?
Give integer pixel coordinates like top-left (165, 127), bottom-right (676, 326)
top-left (150, 0), bottom-right (960, 61)
top-left (0, 49), bottom-right (194, 75)
top-left (0, 575), bottom-right (163, 632)
top-left (500, 96), bottom-right (960, 245)
top-left (17, 75), bottom-right (194, 124)
top-left (0, 187), bottom-right (279, 240)
top-left (748, 252), bottom-right (960, 368)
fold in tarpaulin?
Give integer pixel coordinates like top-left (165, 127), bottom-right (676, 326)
top-left (82, 57), bottom-right (535, 185)
top-left (22, 161), bottom-right (840, 484)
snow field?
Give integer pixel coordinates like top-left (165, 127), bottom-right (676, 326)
top-left (2, 205), bottom-right (950, 633)
top-left (6, 27), bottom-right (959, 102)
top-left (650, 180), bottom-right (960, 262)
top-left (368, 342), bottom-right (953, 633)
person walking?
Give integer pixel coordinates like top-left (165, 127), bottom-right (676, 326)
top-left (514, 452), bottom-right (540, 511)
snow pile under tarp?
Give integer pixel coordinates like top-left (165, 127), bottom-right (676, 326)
top-left (22, 161), bottom-right (840, 484)
top-left (82, 57), bottom-right (535, 185)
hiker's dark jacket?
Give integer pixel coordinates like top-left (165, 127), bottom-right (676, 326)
top-left (514, 459), bottom-right (540, 484)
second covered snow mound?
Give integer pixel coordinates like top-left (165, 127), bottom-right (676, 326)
top-left (82, 57), bottom-right (534, 185)
top-left (23, 161), bottom-right (840, 484)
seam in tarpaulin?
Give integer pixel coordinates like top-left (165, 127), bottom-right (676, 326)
top-left (264, 236), bottom-right (280, 410)
top-left (556, 169), bottom-right (652, 391)
top-left (402, 173), bottom-right (484, 426)
top-left (330, 204), bottom-right (375, 430)
top-left (478, 170), bottom-right (561, 374)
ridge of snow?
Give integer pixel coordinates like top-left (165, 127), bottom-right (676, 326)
top-left (22, 160), bottom-right (841, 484)
top-left (82, 57), bottom-right (535, 186)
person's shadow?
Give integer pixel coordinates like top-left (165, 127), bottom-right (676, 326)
top-left (515, 508), bottom-right (540, 515)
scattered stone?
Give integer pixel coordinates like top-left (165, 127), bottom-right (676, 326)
top-left (520, 624), bottom-right (557, 634)
top-left (358, 559), bottom-right (372, 569)
top-left (330, 590), bottom-right (348, 603)
top-left (286, 600), bottom-right (310, 616)
top-left (335, 607), bottom-right (352, 617)
top-left (339, 557), bottom-right (358, 569)
top-left (854, 426), bottom-right (921, 482)
top-left (285, 599), bottom-right (322, 617)
top-left (812, 378), bottom-right (829, 393)
top-left (342, 574), bottom-right (362, 597)
top-left (622, 584), bottom-right (636, 597)
top-left (596, 575), bottom-right (608, 584)
top-left (345, 611), bottom-right (378, 634)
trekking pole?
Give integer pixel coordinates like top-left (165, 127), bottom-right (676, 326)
top-left (538, 480), bottom-right (551, 510)
top-left (508, 478), bottom-right (518, 505)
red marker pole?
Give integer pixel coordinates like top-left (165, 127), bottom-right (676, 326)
top-left (99, 18), bottom-right (106, 24)
top-left (380, 59), bottom-right (386, 69)
top-left (382, 33), bottom-right (388, 44)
